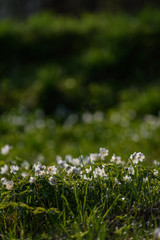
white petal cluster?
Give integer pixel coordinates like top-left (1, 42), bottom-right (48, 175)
top-left (85, 166), bottom-right (92, 174)
top-left (127, 165), bottom-right (135, 175)
top-left (10, 165), bottom-right (19, 174)
top-left (1, 164), bottom-right (9, 174)
top-left (32, 162), bottom-right (46, 176)
top-left (1, 177), bottom-right (14, 190)
top-left (153, 169), bottom-right (159, 177)
top-left (110, 154), bottom-right (124, 165)
top-left (90, 153), bottom-right (100, 163)
top-left (130, 152), bottom-right (145, 165)
top-left (114, 178), bottom-right (121, 185)
top-left (21, 172), bottom-right (28, 178)
top-left (21, 161), bottom-right (30, 170)
top-left (143, 177), bottom-right (148, 183)
top-left (154, 228), bottom-right (160, 239)
top-left (99, 148), bottom-right (109, 160)
top-left (93, 167), bottom-right (108, 179)
top-left (123, 175), bottom-right (132, 182)
top-left (1, 144), bottom-right (12, 155)
top-left (49, 176), bottom-right (57, 185)
top-left (66, 166), bottom-right (81, 176)
top-left (47, 166), bottom-right (58, 175)
top-left (29, 176), bottom-right (36, 184)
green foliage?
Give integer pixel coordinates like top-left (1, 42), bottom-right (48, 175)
top-left (0, 9), bottom-right (160, 114)
top-left (0, 151), bottom-right (159, 239)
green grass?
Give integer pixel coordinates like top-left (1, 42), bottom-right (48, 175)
top-left (0, 147), bottom-right (159, 239)
top-left (0, 102), bottom-right (160, 239)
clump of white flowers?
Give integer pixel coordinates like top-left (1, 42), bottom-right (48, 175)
top-left (1, 177), bottom-right (14, 190)
top-left (32, 162), bottom-right (46, 176)
top-left (127, 165), bottom-right (135, 175)
top-left (153, 169), bottom-right (159, 177)
top-left (99, 148), bottom-right (109, 160)
top-left (90, 153), bottom-right (100, 163)
top-left (10, 165), bottom-right (19, 174)
top-left (1, 164), bottom-right (9, 174)
top-left (93, 166), bottom-right (108, 179)
top-left (123, 175), bottom-right (132, 182)
top-left (154, 227), bottom-right (160, 239)
top-left (130, 152), bottom-right (145, 165)
top-left (143, 177), bottom-right (148, 183)
top-left (29, 176), bottom-right (36, 184)
top-left (47, 166), bottom-right (58, 175)
top-left (110, 154), bottom-right (124, 165)
top-left (1, 144), bottom-right (12, 155)
top-left (90, 148), bottom-right (109, 163)
top-left (49, 176), bottom-right (57, 185)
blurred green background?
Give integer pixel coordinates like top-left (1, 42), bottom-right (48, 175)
top-left (0, 1), bottom-right (160, 165)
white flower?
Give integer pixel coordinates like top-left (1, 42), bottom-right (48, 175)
top-left (1, 177), bottom-right (7, 185)
top-left (32, 162), bottom-right (46, 175)
top-left (65, 154), bottom-right (72, 163)
top-left (154, 227), bottom-right (160, 239)
top-left (49, 176), bottom-right (57, 185)
top-left (143, 177), bottom-right (148, 183)
top-left (10, 165), bottom-right (19, 174)
top-left (82, 174), bottom-right (92, 181)
top-left (123, 175), bottom-right (132, 182)
top-left (21, 172), bottom-right (28, 178)
top-left (56, 156), bottom-right (66, 166)
top-left (93, 167), bottom-right (108, 179)
top-left (128, 165), bottom-right (135, 175)
top-left (72, 158), bottom-right (81, 166)
top-left (115, 178), bottom-right (121, 185)
top-left (153, 160), bottom-right (160, 166)
top-left (66, 166), bottom-right (81, 176)
top-left (90, 153), bottom-right (100, 163)
top-left (153, 169), bottom-right (159, 177)
top-left (99, 148), bottom-right (109, 160)
top-left (1, 145), bottom-right (12, 155)
top-left (86, 166), bottom-right (92, 174)
top-left (21, 161), bottom-right (30, 170)
top-left (29, 177), bottom-right (36, 184)
top-left (1, 164), bottom-right (9, 174)
top-left (110, 154), bottom-right (122, 165)
top-left (47, 166), bottom-right (58, 175)
top-left (5, 180), bottom-right (14, 190)
top-left (35, 170), bottom-right (46, 177)
top-left (130, 152), bottom-right (145, 164)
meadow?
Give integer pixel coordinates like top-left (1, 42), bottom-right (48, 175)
top-left (0, 8), bottom-right (160, 239)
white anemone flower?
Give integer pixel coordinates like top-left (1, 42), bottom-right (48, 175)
top-left (143, 177), bottom-right (148, 183)
top-left (99, 148), bottom-right (109, 160)
top-left (153, 169), bottom-right (159, 177)
top-left (5, 180), bottom-right (14, 190)
top-left (47, 166), bottom-right (58, 175)
top-left (49, 176), bottom-right (57, 186)
top-left (90, 153), bottom-right (100, 163)
top-left (128, 165), bottom-right (135, 175)
top-left (1, 144), bottom-right (12, 155)
top-left (86, 166), bottom-right (92, 174)
top-left (21, 172), bottom-right (28, 178)
top-left (123, 175), bottom-right (132, 182)
top-left (93, 167), bottom-right (108, 179)
top-left (1, 177), bottom-right (7, 185)
top-left (29, 177), bottom-right (36, 184)
top-left (130, 152), bottom-right (145, 165)
top-left (10, 165), bottom-right (19, 174)
top-left (154, 228), bottom-right (160, 239)
top-left (1, 164), bottom-right (9, 174)
top-left (21, 161), bottom-right (30, 170)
